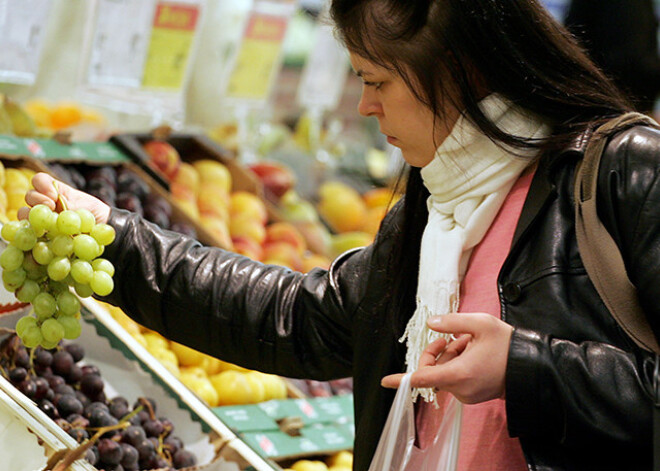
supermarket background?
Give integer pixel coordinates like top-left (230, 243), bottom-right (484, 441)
top-left (0, 1), bottom-right (658, 471)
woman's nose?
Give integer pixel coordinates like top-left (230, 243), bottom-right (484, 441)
top-left (357, 89), bottom-right (382, 117)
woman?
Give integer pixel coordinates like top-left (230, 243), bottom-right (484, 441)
top-left (20, 0), bottom-right (660, 469)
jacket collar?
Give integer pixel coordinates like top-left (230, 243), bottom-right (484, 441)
top-left (510, 128), bottom-right (591, 248)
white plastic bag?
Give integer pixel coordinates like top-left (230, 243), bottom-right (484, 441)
top-left (368, 373), bottom-right (463, 471)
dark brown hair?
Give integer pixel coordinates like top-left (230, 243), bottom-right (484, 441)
top-left (330, 0), bottom-right (633, 335)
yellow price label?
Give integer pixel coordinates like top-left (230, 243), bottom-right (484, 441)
top-left (226, 13), bottom-right (289, 101)
top-left (142, 2), bottom-right (200, 90)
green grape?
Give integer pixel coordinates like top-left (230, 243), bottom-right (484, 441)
top-left (41, 318), bottom-right (65, 343)
top-left (0, 245), bottom-right (25, 271)
top-left (74, 282), bottom-right (94, 298)
top-left (47, 279), bottom-right (69, 295)
top-left (90, 270), bottom-right (114, 296)
top-left (15, 315), bottom-right (37, 337)
top-left (97, 245), bottom-right (105, 258)
top-left (11, 227), bottom-right (37, 251)
top-left (1, 221), bottom-right (21, 242)
top-left (23, 254), bottom-right (47, 281)
top-left (73, 234), bottom-right (99, 261)
top-left (56, 291), bottom-right (80, 316)
top-left (58, 315), bottom-right (81, 339)
top-left (33, 292), bottom-right (56, 319)
top-left (3, 268), bottom-right (27, 291)
top-left (50, 235), bottom-right (74, 257)
top-left (91, 258), bottom-right (115, 277)
top-left (28, 204), bottom-right (55, 232)
top-left (90, 223), bottom-right (115, 246)
top-left (70, 259), bottom-right (93, 284)
top-left (76, 209), bottom-right (95, 233)
top-left (47, 256), bottom-right (71, 281)
top-left (40, 338), bottom-right (60, 350)
top-left (56, 210), bottom-right (82, 236)
top-left (32, 241), bottom-right (54, 265)
top-left (16, 280), bottom-right (40, 303)
top-left (21, 325), bottom-right (43, 348)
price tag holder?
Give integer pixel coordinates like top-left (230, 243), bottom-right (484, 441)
top-left (0, 0), bottom-right (53, 85)
top-left (142, 0), bottom-right (202, 90)
top-left (296, 7), bottom-right (349, 111)
top-left (224, 0), bottom-right (296, 104)
top-left (86, 0), bottom-right (156, 89)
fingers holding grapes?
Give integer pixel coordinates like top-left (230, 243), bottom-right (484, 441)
top-left (19, 172), bottom-right (111, 225)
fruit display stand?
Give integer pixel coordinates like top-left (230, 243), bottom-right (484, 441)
top-left (0, 303), bottom-right (274, 471)
top-left (0, 373), bottom-right (96, 470)
top-left (0, 134), bottom-right (232, 250)
top-left (110, 131), bottom-right (263, 198)
top-left (77, 297), bottom-right (281, 471)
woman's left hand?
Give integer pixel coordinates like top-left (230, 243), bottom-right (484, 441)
top-left (381, 313), bottom-right (514, 404)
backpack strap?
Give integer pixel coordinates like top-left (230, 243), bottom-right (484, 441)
top-left (574, 112), bottom-right (660, 354)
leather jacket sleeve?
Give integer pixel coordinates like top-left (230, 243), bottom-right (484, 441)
top-left (101, 208), bottom-right (380, 381)
top-left (505, 126), bottom-right (660, 457)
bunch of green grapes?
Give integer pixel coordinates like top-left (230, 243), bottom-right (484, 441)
top-left (0, 204), bottom-right (116, 349)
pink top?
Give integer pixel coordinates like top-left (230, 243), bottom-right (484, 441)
top-left (413, 168), bottom-right (535, 471)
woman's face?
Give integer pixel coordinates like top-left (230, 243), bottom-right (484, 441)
top-left (350, 53), bottom-right (461, 168)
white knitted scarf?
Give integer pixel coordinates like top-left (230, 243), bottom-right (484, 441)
top-left (400, 94), bottom-right (550, 402)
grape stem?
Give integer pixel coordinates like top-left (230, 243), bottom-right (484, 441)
top-left (47, 422), bottom-right (129, 471)
top-left (52, 181), bottom-right (67, 212)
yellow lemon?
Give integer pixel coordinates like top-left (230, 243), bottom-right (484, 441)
top-left (244, 371), bottom-right (267, 403)
top-left (259, 372), bottom-right (288, 400)
top-left (180, 372), bottom-right (219, 407)
top-left (211, 370), bottom-right (254, 406)
top-left (327, 450), bottom-right (353, 468)
top-left (170, 341), bottom-right (207, 367)
top-left (202, 355), bottom-right (225, 376)
top-left (4, 168), bottom-right (30, 191)
top-left (291, 460), bottom-right (329, 471)
top-left (143, 331), bottom-right (169, 351)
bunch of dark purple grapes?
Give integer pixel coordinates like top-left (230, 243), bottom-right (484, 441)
top-left (48, 163), bottom-right (198, 239)
top-left (0, 334), bottom-right (197, 470)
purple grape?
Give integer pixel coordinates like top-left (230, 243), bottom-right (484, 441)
top-left (85, 166), bottom-right (118, 190)
top-left (14, 347), bottom-right (29, 369)
top-left (81, 364), bottom-right (100, 377)
top-left (133, 397), bottom-right (157, 415)
top-left (67, 413), bottom-right (89, 428)
top-left (143, 419), bottom-right (164, 437)
top-left (173, 449), bottom-right (197, 468)
top-left (54, 384), bottom-right (76, 397)
top-left (160, 417), bottom-right (174, 437)
top-left (85, 446), bottom-right (98, 466)
top-left (38, 399), bottom-right (58, 419)
top-left (55, 394), bottom-right (83, 417)
top-left (134, 437), bottom-right (156, 461)
top-left (48, 375), bottom-right (65, 389)
top-left (121, 425), bottom-right (146, 447)
top-left (18, 379), bottom-right (37, 398)
top-left (163, 435), bottom-right (183, 455)
top-left (34, 348), bottom-right (53, 368)
top-left (51, 351), bottom-right (74, 376)
top-left (88, 408), bottom-right (117, 429)
top-left (68, 427), bottom-right (89, 443)
top-left (97, 437), bottom-right (123, 466)
top-left (75, 390), bottom-right (91, 409)
top-left (109, 396), bottom-right (129, 419)
top-left (8, 367), bottom-right (27, 383)
top-left (116, 193), bottom-right (143, 216)
top-left (65, 364), bottom-right (82, 384)
top-left (80, 374), bottom-right (104, 397)
top-left (84, 401), bottom-right (109, 419)
top-left (33, 377), bottom-right (50, 400)
top-left (119, 443), bottom-right (139, 470)
top-left (64, 343), bottom-right (85, 363)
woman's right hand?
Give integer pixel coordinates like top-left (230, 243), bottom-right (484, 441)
top-left (17, 172), bottom-right (111, 224)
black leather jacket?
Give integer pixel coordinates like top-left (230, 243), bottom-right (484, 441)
top-left (103, 124), bottom-right (660, 471)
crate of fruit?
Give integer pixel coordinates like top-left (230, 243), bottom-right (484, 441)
top-left (0, 305), bottom-right (276, 471)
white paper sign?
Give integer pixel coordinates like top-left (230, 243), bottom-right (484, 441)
top-left (296, 9), bottom-right (349, 110)
top-left (0, 0), bottom-right (53, 85)
top-left (86, 0), bottom-right (156, 88)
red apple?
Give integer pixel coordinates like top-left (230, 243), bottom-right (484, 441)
top-left (142, 140), bottom-right (181, 180)
top-left (248, 161), bottom-right (296, 199)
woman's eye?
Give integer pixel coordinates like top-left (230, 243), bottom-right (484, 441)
top-left (363, 81), bottom-right (383, 89)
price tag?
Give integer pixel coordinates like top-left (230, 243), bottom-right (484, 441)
top-left (296, 9), bottom-right (349, 111)
top-left (86, 0), bottom-right (155, 88)
top-left (141, 0), bottom-right (202, 90)
top-left (225, 1), bottom-right (295, 103)
top-left (0, 0), bottom-right (53, 85)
